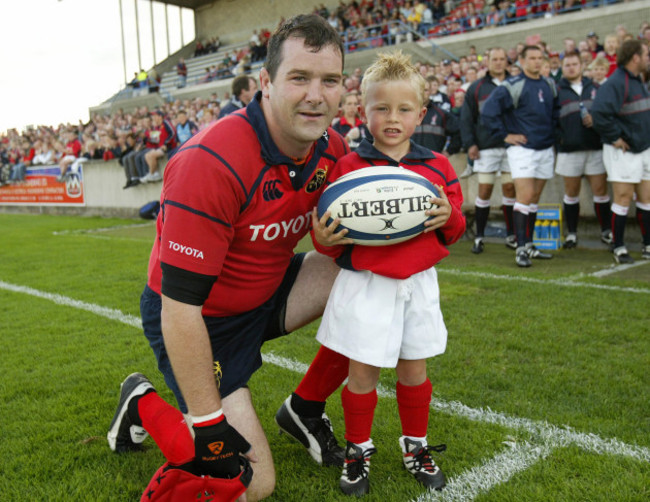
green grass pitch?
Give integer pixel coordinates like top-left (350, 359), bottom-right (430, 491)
top-left (0, 213), bottom-right (648, 501)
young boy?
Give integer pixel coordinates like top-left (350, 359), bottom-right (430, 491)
top-left (311, 51), bottom-right (466, 496)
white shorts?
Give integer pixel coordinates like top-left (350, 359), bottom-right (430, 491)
top-left (602, 144), bottom-right (650, 183)
top-left (555, 150), bottom-right (605, 177)
top-left (316, 268), bottom-right (447, 368)
top-left (507, 145), bottom-right (555, 180)
top-left (474, 147), bottom-right (511, 173)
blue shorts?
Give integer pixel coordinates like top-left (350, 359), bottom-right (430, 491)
top-left (141, 253), bottom-right (305, 413)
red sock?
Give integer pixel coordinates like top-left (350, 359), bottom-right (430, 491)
top-left (396, 379), bottom-right (432, 438)
top-left (295, 345), bottom-right (349, 402)
top-left (342, 385), bottom-right (377, 444)
top-left (138, 392), bottom-right (194, 464)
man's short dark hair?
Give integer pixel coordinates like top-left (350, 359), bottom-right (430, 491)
top-left (520, 45), bottom-right (543, 59)
top-left (617, 39), bottom-right (644, 67)
top-left (232, 75), bottom-right (254, 98)
top-left (264, 14), bottom-right (344, 81)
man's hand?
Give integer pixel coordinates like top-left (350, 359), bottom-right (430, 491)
top-left (311, 207), bottom-right (354, 247)
top-left (193, 418), bottom-right (253, 479)
top-left (613, 138), bottom-right (630, 152)
top-left (581, 113), bottom-right (593, 128)
top-left (504, 134), bottom-right (527, 146)
top-left (467, 145), bottom-right (480, 161)
top-left (424, 185), bottom-right (452, 232)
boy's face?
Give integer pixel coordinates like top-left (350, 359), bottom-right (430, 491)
top-left (362, 79), bottom-right (427, 159)
top-left (591, 65), bottom-right (607, 82)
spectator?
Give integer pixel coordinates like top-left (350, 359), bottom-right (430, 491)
top-left (602, 34), bottom-right (619, 76)
top-left (555, 51), bottom-right (612, 250)
top-left (148, 69), bottom-right (161, 94)
top-left (588, 56), bottom-right (610, 84)
top-left (548, 51), bottom-right (562, 82)
top-left (561, 37), bottom-right (577, 59)
top-left (481, 45), bottom-right (559, 268)
top-left (218, 75), bottom-right (258, 119)
top-left (413, 78), bottom-right (460, 156)
top-left (9, 139), bottom-right (34, 183)
top-left (586, 32), bottom-right (604, 57)
top-left (460, 47), bottom-right (517, 253)
top-left (56, 129), bottom-right (82, 182)
top-left (176, 58), bottom-right (187, 88)
top-left (141, 111), bottom-right (177, 184)
top-left (174, 109), bottom-right (198, 148)
top-left (418, 2), bottom-right (434, 36)
top-left (427, 75), bottom-right (451, 112)
top-left (120, 133), bottom-right (140, 189)
top-left (591, 39), bottom-right (650, 264)
top-left (332, 91), bottom-right (370, 150)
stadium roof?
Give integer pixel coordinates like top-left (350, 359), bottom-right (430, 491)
top-left (156, 0), bottom-right (214, 10)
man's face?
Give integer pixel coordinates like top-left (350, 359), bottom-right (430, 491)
top-left (341, 94), bottom-right (359, 117)
top-left (488, 49), bottom-right (507, 77)
top-left (240, 79), bottom-right (258, 105)
top-left (521, 49), bottom-right (544, 77)
top-left (260, 37), bottom-right (343, 156)
top-left (562, 56), bottom-right (582, 82)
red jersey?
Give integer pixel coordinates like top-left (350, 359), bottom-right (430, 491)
top-left (605, 53), bottom-right (617, 77)
top-left (313, 140), bottom-right (465, 279)
top-left (147, 95), bottom-right (349, 317)
top-left (66, 139), bottom-right (82, 157)
top-left (145, 119), bottom-right (177, 150)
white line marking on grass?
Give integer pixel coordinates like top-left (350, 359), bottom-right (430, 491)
top-left (440, 268), bottom-right (650, 295)
top-left (590, 260), bottom-right (650, 277)
top-left (4, 282), bottom-right (648, 501)
top-left (0, 280), bottom-right (142, 329)
top-left (52, 222), bottom-right (153, 236)
top-left (418, 442), bottom-right (554, 502)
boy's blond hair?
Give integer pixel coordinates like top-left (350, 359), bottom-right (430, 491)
top-left (360, 51), bottom-right (427, 107)
top-left (588, 56), bottom-right (610, 71)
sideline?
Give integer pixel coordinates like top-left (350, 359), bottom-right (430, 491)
top-left (440, 268), bottom-right (650, 295)
top-left (3, 280), bottom-right (648, 501)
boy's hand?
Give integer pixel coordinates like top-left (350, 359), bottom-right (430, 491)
top-left (423, 185), bottom-right (452, 232)
top-left (311, 207), bottom-right (354, 246)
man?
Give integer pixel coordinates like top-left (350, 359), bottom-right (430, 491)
top-left (460, 47), bottom-right (517, 254)
top-left (173, 109), bottom-right (199, 150)
top-left (591, 39), bottom-right (650, 263)
top-left (176, 57), bottom-right (188, 88)
top-left (481, 45), bottom-right (559, 267)
top-left (586, 32), bottom-right (604, 59)
top-left (218, 75), bottom-right (259, 118)
top-left (555, 51), bottom-right (612, 249)
top-left (412, 78), bottom-right (460, 156)
top-left (108, 15), bottom-right (354, 501)
top-left (140, 111), bottom-right (177, 184)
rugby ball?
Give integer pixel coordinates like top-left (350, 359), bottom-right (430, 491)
top-left (317, 166), bottom-right (440, 246)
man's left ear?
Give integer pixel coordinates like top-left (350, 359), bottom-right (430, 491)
top-left (259, 68), bottom-right (271, 99)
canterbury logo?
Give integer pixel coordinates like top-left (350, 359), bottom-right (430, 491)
top-left (263, 179), bottom-right (283, 201)
top-left (207, 442), bottom-right (224, 455)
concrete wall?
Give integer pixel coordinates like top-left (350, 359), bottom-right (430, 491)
top-left (195, 0), bottom-right (342, 44)
top-left (0, 160), bottom-right (164, 219)
top-left (0, 152), bottom-right (598, 220)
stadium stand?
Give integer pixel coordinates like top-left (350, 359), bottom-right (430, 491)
top-left (2, 0), bottom-right (649, 222)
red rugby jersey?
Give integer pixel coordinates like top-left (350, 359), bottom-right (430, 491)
top-left (313, 139), bottom-right (465, 279)
top-left (147, 95), bottom-right (349, 317)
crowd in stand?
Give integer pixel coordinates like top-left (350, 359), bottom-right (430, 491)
top-left (167, 0), bottom-right (632, 92)
top-left (2, 8), bottom-right (648, 208)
